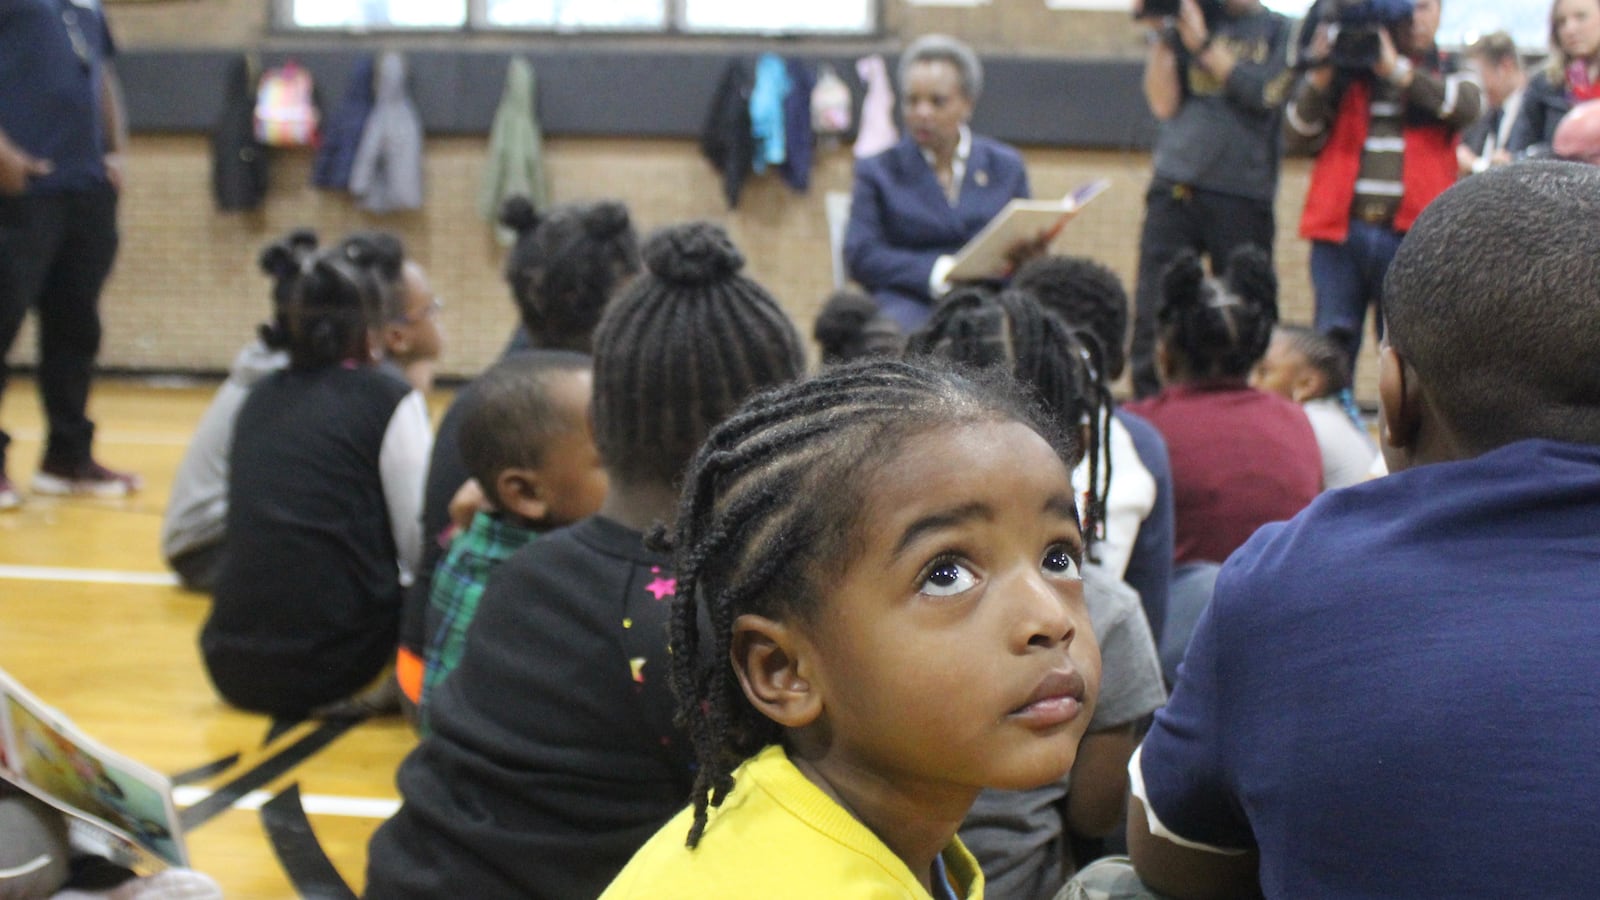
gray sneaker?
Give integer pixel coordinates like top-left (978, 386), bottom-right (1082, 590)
top-left (31, 460), bottom-right (142, 498)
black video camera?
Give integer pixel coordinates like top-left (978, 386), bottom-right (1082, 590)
top-left (1312, 0), bottom-right (1415, 70)
top-left (1137, 0), bottom-right (1224, 26)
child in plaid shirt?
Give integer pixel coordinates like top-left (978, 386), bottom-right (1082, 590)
top-left (417, 351), bottom-right (606, 733)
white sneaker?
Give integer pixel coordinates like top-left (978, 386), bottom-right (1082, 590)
top-left (0, 475), bottom-right (18, 510)
top-left (30, 460), bottom-right (142, 498)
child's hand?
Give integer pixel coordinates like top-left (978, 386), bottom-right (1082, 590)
top-left (448, 478), bottom-right (491, 531)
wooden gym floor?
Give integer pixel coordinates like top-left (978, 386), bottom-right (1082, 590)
top-left (0, 376), bottom-right (450, 898)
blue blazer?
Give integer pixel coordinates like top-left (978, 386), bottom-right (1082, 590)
top-left (843, 134), bottom-right (1029, 322)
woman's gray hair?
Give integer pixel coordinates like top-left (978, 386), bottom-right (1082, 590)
top-left (899, 34), bottom-right (984, 102)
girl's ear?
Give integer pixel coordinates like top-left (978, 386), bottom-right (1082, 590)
top-left (1291, 366), bottom-right (1328, 403)
top-left (730, 615), bottom-right (822, 730)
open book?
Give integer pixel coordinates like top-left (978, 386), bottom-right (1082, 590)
top-left (946, 178), bottom-right (1112, 283)
top-left (0, 667), bottom-right (187, 873)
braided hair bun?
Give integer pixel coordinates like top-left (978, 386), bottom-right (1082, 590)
top-left (642, 222), bottom-right (745, 287)
top-left (582, 201), bottom-right (632, 241)
top-left (498, 195), bottom-right (543, 236)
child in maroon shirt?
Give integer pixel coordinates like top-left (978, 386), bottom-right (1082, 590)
top-left (1124, 247), bottom-right (1320, 565)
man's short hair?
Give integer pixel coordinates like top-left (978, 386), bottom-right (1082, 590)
top-left (1466, 31), bottom-right (1520, 69)
top-left (1383, 161), bottom-right (1600, 451)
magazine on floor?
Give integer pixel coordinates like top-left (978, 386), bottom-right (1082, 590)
top-left (0, 667), bottom-right (186, 872)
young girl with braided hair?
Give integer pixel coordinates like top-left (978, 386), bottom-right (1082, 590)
top-left (1252, 324), bottom-right (1377, 489)
top-left (907, 290), bottom-right (1166, 899)
top-left (201, 238), bottom-right (435, 719)
top-left (1124, 245), bottom-right (1320, 568)
top-left (1124, 246), bottom-right (1320, 682)
top-left (602, 358), bottom-right (1102, 899)
top-left (366, 221), bottom-right (806, 899)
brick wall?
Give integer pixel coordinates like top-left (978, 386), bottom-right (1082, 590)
top-left (16, 0), bottom-right (1380, 401)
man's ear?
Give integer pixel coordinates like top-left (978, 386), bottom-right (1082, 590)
top-left (495, 467), bottom-right (549, 523)
top-left (1378, 343), bottom-right (1421, 465)
top-left (730, 615), bottom-right (822, 730)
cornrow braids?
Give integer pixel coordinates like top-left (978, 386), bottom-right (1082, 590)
top-left (1157, 245), bottom-right (1278, 381)
top-left (501, 196), bottom-right (642, 352)
top-left (590, 222), bottom-right (805, 491)
top-left (1276, 324), bottom-right (1352, 396)
top-left (907, 287), bottom-right (1113, 551)
top-left (659, 358), bottom-right (1073, 848)
top-left (1011, 254), bottom-right (1131, 381)
top-left (256, 228), bottom-right (319, 350)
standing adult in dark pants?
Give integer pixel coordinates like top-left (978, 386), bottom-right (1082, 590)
top-left (0, 0), bottom-right (137, 509)
top-left (1129, 0), bottom-right (1293, 398)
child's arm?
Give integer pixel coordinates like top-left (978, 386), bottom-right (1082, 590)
top-left (1064, 722), bottom-right (1141, 839)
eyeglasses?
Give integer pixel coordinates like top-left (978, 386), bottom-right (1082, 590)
top-left (394, 295), bottom-right (443, 325)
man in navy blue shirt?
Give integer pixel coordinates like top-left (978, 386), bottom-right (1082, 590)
top-left (0, 0), bottom-right (137, 508)
top-left (1123, 161), bottom-right (1600, 897)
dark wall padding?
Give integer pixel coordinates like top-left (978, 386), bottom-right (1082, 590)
top-left (117, 48), bottom-right (1159, 150)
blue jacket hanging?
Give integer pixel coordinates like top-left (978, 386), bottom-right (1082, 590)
top-left (749, 53), bottom-right (790, 174)
top-left (313, 56), bottom-right (376, 190)
top-left (778, 58), bottom-right (816, 192)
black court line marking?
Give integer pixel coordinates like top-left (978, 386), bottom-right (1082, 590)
top-left (169, 753), bottom-right (241, 787)
top-left (261, 784), bottom-right (358, 900)
top-left (265, 717), bottom-right (304, 746)
top-left (179, 716), bottom-right (363, 831)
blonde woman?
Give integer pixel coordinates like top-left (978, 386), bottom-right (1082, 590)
top-left (1508, 0), bottom-right (1600, 157)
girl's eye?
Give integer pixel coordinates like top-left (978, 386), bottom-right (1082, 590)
top-left (920, 559), bottom-right (977, 597)
top-left (1042, 544), bottom-right (1081, 580)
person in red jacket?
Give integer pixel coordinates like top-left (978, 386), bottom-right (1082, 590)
top-left (1284, 0), bottom-right (1479, 367)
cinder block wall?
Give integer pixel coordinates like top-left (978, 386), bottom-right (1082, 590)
top-left (10, 0), bottom-right (1376, 400)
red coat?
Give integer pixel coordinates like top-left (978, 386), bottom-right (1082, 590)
top-left (1299, 78), bottom-right (1459, 243)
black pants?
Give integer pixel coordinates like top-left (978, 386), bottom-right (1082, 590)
top-left (1129, 180), bottom-right (1274, 398)
top-left (0, 186), bottom-right (119, 472)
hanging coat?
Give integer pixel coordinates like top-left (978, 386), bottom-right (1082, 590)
top-left (749, 53), bottom-right (790, 174)
top-left (349, 51), bottom-right (424, 213)
top-left (854, 55), bottom-right (898, 159)
top-left (478, 57), bottom-right (548, 241)
top-left (779, 58), bottom-right (816, 192)
top-left (701, 58), bottom-right (755, 209)
top-left (313, 56), bottom-right (376, 190)
top-left (211, 54), bottom-right (269, 212)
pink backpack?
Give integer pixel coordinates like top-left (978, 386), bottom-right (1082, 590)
top-left (254, 62), bottom-right (320, 147)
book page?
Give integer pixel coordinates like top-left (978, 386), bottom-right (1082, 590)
top-left (945, 178), bottom-right (1111, 283)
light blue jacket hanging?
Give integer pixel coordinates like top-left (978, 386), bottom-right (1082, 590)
top-left (749, 53), bottom-right (791, 173)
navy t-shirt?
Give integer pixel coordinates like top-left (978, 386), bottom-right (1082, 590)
top-left (1137, 439), bottom-right (1600, 897)
top-left (0, 0), bottom-right (116, 194)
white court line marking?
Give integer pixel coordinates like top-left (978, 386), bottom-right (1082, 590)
top-left (171, 786), bottom-right (400, 819)
top-left (0, 564), bottom-right (179, 587)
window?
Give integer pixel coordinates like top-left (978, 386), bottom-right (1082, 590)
top-left (1261, 0), bottom-right (1551, 52)
top-left (285, 0), bottom-right (879, 34)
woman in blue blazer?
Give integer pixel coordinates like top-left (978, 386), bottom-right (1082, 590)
top-left (844, 35), bottom-right (1034, 330)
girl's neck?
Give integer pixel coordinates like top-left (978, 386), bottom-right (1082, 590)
top-left (598, 478), bottom-right (678, 533)
top-left (787, 747), bottom-right (974, 894)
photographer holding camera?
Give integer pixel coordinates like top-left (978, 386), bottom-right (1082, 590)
top-left (1285, 0), bottom-right (1479, 367)
top-left (1128, 0), bottom-right (1295, 399)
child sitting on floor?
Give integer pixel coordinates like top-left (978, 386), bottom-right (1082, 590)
top-left (415, 350), bottom-right (606, 734)
top-left (1251, 324), bottom-right (1376, 489)
top-left (909, 289), bottom-right (1167, 898)
top-left (603, 358), bottom-right (1103, 899)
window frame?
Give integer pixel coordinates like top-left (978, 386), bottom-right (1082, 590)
top-left (276, 0), bottom-right (885, 38)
